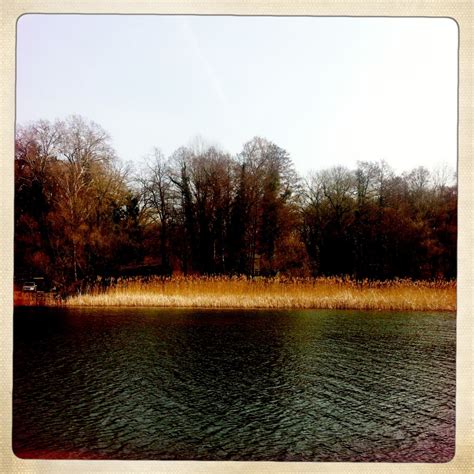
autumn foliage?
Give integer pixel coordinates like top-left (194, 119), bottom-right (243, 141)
top-left (15, 116), bottom-right (457, 295)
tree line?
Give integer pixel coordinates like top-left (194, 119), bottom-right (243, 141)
top-left (15, 116), bottom-right (457, 291)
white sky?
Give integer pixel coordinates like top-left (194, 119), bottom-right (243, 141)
top-left (16, 15), bottom-right (458, 175)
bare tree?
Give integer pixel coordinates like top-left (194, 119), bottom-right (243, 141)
top-left (138, 148), bottom-right (175, 273)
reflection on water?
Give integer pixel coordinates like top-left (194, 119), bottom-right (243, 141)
top-left (13, 308), bottom-right (455, 461)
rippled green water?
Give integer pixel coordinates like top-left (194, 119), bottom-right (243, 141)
top-left (13, 307), bottom-right (455, 461)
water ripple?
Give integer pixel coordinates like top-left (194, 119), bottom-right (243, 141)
top-left (13, 308), bottom-right (455, 462)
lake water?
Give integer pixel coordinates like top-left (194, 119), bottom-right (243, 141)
top-left (13, 307), bottom-right (455, 462)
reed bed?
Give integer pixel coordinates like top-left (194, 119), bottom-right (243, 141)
top-left (66, 275), bottom-right (456, 312)
top-left (14, 291), bottom-right (58, 307)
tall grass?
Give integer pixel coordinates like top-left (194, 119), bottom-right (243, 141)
top-left (66, 275), bottom-right (456, 312)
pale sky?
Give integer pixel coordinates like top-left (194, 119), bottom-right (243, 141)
top-left (16, 15), bottom-right (458, 175)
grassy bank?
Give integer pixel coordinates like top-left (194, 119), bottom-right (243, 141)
top-left (14, 291), bottom-right (57, 307)
top-left (65, 276), bottom-right (456, 312)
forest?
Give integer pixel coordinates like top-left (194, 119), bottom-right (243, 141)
top-left (15, 116), bottom-right (457, 293)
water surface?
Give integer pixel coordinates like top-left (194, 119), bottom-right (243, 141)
top-left (13, 307), bottom-right (455, 461)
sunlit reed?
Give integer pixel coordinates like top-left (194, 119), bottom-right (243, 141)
top-left (65, 275), bottom-right (456, 312)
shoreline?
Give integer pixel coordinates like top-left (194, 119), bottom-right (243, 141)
top-left (62, 305), bottom-right (456, 313)
top-left (14, 304), bottom-right (456, 313)
top-left (15, 277), bottom-right (456, 312)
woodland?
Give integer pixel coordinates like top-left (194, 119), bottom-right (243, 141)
top-left (15, 116), bottom-right (457, 293)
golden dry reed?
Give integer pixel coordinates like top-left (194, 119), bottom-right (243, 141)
top-left (66, 275), bottom-right (456, 312)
